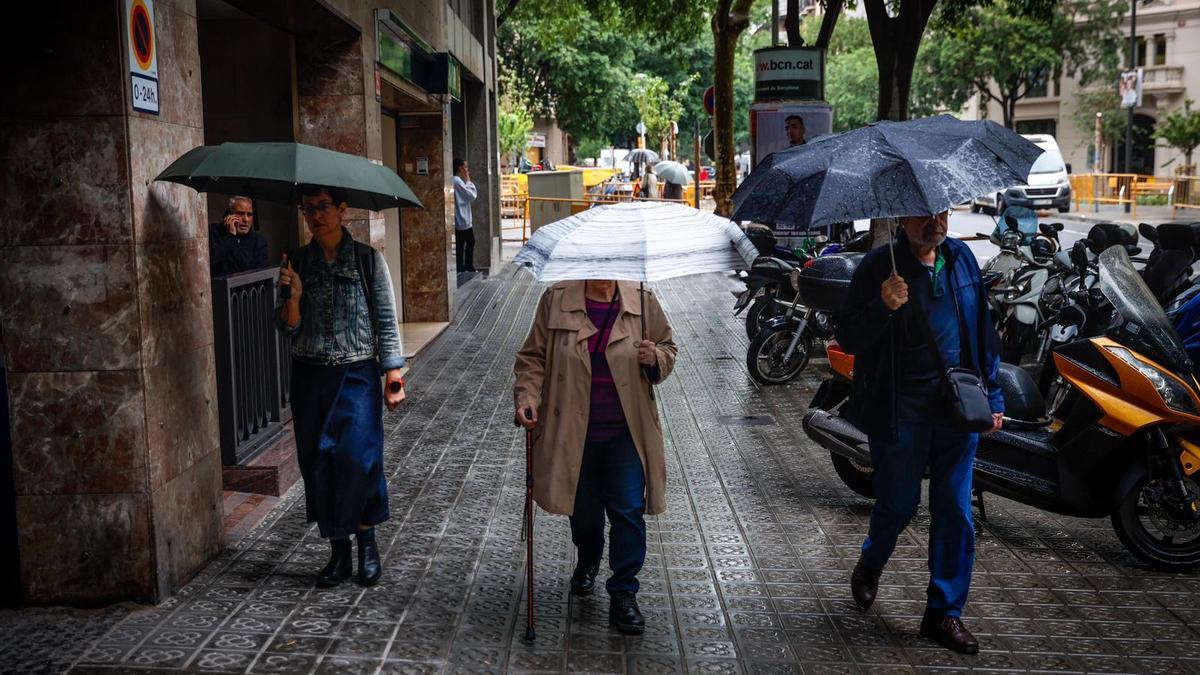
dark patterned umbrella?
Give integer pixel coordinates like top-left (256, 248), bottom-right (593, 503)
top-left (731, 115), bottom-right (1044, 228)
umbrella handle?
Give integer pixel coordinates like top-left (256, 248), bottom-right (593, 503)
top-left (639, 283), bottom-right (655, 402)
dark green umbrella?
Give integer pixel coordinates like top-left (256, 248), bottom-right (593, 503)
top-left (155, 142), bottom-right (423, 210)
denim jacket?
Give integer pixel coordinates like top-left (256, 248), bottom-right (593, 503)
top-left (277, 229), bottom-right (405, 371)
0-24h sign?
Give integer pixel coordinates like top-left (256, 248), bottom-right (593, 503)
top-left (126, 0), bottom-right (160, 114)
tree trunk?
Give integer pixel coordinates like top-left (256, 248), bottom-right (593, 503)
top-left (711, 2), bottom-right (753, 217)
top-left (864, 0), bottom-right (938, 245)
top-left (785, 0), bottom-right (802, 46)
top-left (815, 0), bottom-right (845, 50)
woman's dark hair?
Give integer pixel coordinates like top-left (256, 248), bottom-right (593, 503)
top-left (453, 158), bottom-right (466, 174)
top-left (298, 184), bottom-right (349, 205)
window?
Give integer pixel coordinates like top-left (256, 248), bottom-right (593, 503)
top-left (1016, 119), bottom-right (1058, 137)
top-left (1025, 72), bottom-right (1050, 98)
top-left (1154, 34), bottom-right (1167, 65)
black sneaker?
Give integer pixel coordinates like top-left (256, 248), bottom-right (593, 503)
top-left (609, 591), bottom-right (645, 635)
top-left (569, 559), bottom-right (600, 596)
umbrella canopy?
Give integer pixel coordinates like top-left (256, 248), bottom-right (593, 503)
top-left (731, 115), bottom-right (1043, 228)
top-left (156, 142), bottom-right (423, 210)
top-left (653, 161), bottom-right (693, 185)
top-left (626, 148), bottom-right (661, 165)
top-left (513, 202), bottom-right (758, 282)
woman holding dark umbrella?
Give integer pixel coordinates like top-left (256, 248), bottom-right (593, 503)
top-left (277, 184), bottom-right (407, 588)
top-left (513, 278), bottom-right (677, 635)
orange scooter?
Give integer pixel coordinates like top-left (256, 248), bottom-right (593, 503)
top-left (805, 246), bottom-right (1200, 571)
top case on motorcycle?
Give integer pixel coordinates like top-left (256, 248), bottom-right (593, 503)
top-left (797, 253), bottom-right (864, 313)
top-left (996, 363), bottom-right (1047, 424)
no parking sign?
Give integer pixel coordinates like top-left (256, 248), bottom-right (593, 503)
top-left (126, 0), bottom-right (159, 114)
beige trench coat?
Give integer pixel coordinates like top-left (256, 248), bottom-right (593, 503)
top-left (513, 280), bottom-right (678, 516)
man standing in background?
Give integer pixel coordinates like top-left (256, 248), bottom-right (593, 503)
top-left (453, 158), bottom-right (478, 273)
top-left (209, 195), bottom-right (268, 276)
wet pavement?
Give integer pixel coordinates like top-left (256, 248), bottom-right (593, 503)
top-left (5, 270), bottom-right (1200, 674)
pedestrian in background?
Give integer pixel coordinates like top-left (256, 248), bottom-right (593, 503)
top-left (209, 195), bottom-right (268, 276)
top-left (639, 164), bottom-right (658, 200)
top-left (277, 185), bottom-right (407, 589)
top-left (836, 212), bottom-right (1003, 655)
top-left (453, 158), bottom-right (478, 273)
top-left (661, 180), bottom-right (684, 201)
top-left (513, 279), bottom-right (677, 635)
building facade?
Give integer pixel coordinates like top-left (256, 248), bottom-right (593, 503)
top-left (0, 0), bottom-right (501, 605)
top-left (967, 0), bottom-right (1200, 176)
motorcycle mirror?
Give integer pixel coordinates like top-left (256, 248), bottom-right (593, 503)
top-left (1070, 241), bottom-right (1090, 274)
top-left (1003, 213), bottom-right (1020, 231)
top-left (1139, 222), bottom-right (1158, 244)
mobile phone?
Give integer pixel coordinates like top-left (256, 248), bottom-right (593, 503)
top-left (279, 258), bottom-right (291, 300)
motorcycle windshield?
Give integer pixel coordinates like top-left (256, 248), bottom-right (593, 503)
top-left (1099, 246), bottom-right (1193, 375)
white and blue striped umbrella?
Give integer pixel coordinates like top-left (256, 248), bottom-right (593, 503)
top-left (513, 202), bottom-right (758, 282)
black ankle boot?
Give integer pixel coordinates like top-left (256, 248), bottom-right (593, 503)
top-left (356, 528), bottom-right (382, 586)
top-left (570, 558), bottom-right (600, 596)
top-left (609, 591), bottom-right (645, 635)
top-left (317, 539), bottom-right (352, 588)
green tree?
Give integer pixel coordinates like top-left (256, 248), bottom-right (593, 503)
top-left (1069, 87), bottom-right (1127, 170)
top-left (1156, 100), bottom-right (1200, 173)
top-left (918, 0), bottom-right (1123, 129)
top-left (497, 91), bottom-right (534, 169)
top-left (630, 73), bottom-right (696, 153)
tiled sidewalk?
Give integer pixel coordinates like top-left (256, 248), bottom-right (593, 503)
top-left (4, 271), bottom-right (1200, 674)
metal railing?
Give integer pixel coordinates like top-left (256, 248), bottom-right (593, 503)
top-left (211, 268), bottom-right (292, 466)
top-left (1070, 173), bottom-right (1200, 217)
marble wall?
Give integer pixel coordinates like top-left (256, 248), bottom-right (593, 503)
top-left (1, 0), bottom-right (220, 604)
top-left (395, 111), bottom-right (456, 322)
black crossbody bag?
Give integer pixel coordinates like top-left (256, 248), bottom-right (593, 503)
top-left (911, 261), bottom-right (995, 433)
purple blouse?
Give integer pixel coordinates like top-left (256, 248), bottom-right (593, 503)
top-left (585, 298), bottom-right (628, 442)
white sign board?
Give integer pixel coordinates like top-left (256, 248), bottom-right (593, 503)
top-left (528, 132), bottom-right (547, 148)
top-left (753, 47), bottom-right (824, 101)
top-left (126, 0), bottom-right (160, 114)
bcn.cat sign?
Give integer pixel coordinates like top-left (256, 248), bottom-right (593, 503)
top-left (126, 0), bottom-right (159, 114)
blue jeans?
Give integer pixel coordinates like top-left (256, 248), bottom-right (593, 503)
top-left (862, 421), bottom-right (978, 616)
top-left (570, 431), bottom-right (647, 595)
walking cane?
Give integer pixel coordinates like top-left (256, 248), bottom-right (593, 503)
top-left (517, 408), bottom-right (536, 642)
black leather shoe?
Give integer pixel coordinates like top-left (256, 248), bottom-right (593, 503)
top-left (357, 536), bottom-right (382, 587)
top-left (920, 613), bottom-right (980, 654)
top-left (570, 559), bottom-right (600, 596)
top-left (850, 557), bottom-right (881, 609)
top-left (609, 591), bottom-right (645, 635)
top-left (316, 539), bottom-right (352, 588)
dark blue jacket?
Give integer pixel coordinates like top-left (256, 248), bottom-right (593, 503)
top-left (834, 233), bottom-right (1003, 439)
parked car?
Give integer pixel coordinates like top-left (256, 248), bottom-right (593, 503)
top-left (972, 134), bottom-right (1072, 214)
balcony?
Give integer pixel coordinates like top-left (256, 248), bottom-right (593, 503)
top-left (1142, 65), bottom-right (1185, 93)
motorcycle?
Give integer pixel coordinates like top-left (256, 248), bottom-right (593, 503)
top-left (745, 251), bottom-right (862, 385)
top-left (736, 230), bottom-right (872, 342)
top-left (979, 207), bottom-right (1065, 362)
top-left (806, 246), bottom-right (1200, 570)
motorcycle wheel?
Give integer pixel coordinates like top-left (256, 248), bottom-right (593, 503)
top-left (744, 294), bottom-right (779, 340)
top-left (830, 452), bottom-right (875, 498)
top-left (1111, 473), bottom-right (1200, 571)
top-left (746, 324), bottom-right (812, 385)
top-left (1001, 316), bottom-right (1032, 364)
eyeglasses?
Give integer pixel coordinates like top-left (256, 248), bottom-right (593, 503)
top-left (231, 210), bottom-right (254, 218)
top-left (299, 202), bottom-right (336, 216)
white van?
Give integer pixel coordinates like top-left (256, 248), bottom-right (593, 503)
top-left (972, 134), bottom-right (1071, 214)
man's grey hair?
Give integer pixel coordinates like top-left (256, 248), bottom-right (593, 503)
top-left (226, 195), bottom-right (252, 212)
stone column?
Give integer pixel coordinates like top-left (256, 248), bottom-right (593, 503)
top-left (464, 80), bottom-right (499, 272)
top-left (0, 0), bottom-right (221, 604)
top-left (293, 34), bottom-right (383, 251)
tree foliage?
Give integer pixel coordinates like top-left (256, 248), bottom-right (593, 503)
top-left (1156, 100), bottom-right (1200, 171)
top-left (917, 0), bottom-right (1123, 129)
top-left (630, 73), bottom-right (697, 152)
top-left (497, 94), bottom-right (534, 166)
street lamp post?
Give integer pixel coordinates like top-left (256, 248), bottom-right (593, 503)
top-left (1124, 0), bottom-right (1136, 212)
